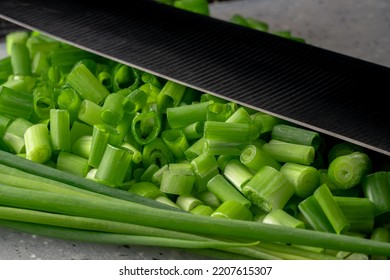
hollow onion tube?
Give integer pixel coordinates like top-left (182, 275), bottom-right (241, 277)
top-left (161, 129), bottom-right (189, 160)
top-left (207, 174), bottom-right (251, 208)
top-left (72, 135), bottom-right (92, 159)
top-left (69, 121), bottom-right (93, 146)
top-left (157, 80), bottom-right (187, 112)
top-left (2, 117), bottom-right (33, 154)
top-left (142, 138), bottom-right (174, 168)
top-left (250, 112), bottom-right (283, 135)
top-left (24, 123), bottom-right (52, 164)
top-left (160, 164), bottom-right (196, 195)
top-left (56, 151), bottom-right (90, 178)
top-left (262, 140), bottom-right (315, 165)
top-left (225, 107), bottom-right (252, 124)
top-left (121, 142), bottom-right (142, 164)
top-left (223, 159), bottom-right (253, 192)
top-left (176, 195), bottom-right (204, 212)
top-left (182, 122), bottom-right (204, 141)
top-left (0, 115), bottom-right (12, 138)
top-left (77, 99), bottom-right (104, 126)
top-left (263, 209), bottom-right (305, 229)
top-left (50, 109), bottom-right (71, 152)
top-left (97, 71), bottom-right (113, 92)
top-left (32, 86), bottom-right (55, 120)
top-left (166, 101), bottom-right (212, 128)
top-left (280, 162), bottom-right (320, 198)
top-left (271, 124), bottom-right (321, 150)
top-left (191, 153), bottom-right (219, 192)
top-left (11, 42), bottom-right (31, 76)
top-left (184, 137), bottom-right (205, 160)
top-left (94, 144), bottom-right (133, 187)
top-left (190, 205), bottom-right (214, 216)
top-left (334, 196), bottom-right (375, 234)
top-left (240, 144), bottom-right (281, 172)
top-left (108, 113), bottom-right (134, 147)
top-left (122, 89), bottom-right (148, 114)
top-left (112, 64), bottom-right (140, 93)
top-left (127, 182), bottom-right (163, 200)
top-left (101, 93), bottom-right (124, 126)
top-left (242, 166), bottom-right (294, 212)
top-left (211, 200), bottom-right (253, 221)
top-left (194, 190), bottom-right (221, 209)
top-left (328, 152), bottom-right (372, 190)
top-left (131, 111), bottom-right (161, 145)
top-left (206, 102), bottom-right (236, 122)
top-left (203, 121), bottom-right (260, 155)
top-left (0, 86), bottom-right (33, 119)
top-left (362, 171), bottom-right (390, 216)
top-left (66, 63), bottom-right (109, 105)
top-left (313, 184), bottom-right (349, 234)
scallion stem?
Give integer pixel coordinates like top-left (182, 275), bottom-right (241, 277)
top-left (262, 140), bottom-right (315, 165)
top-left (24, 123), bottom-right (51, 163)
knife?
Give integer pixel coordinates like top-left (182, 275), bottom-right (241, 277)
top-left (1, 0), bottom-right (389, 156)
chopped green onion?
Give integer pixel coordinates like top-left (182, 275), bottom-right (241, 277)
top-left (211, 200), bottom-right (253, 221)
top-left (242, 166), bottom-right (294, 212)
top-left (226, 107), bottom-right (252, 124)
top-left (101, 93), bottom-right (125, 126)
top-left (157, 80), bottom-right (186, 112)
top-left (182, 122), bottom-right (204, 141)
top-left (362, 171), bottom-right (390, 216)
top-left (190, 205), bottom-right (214, 216)
top-left (77, 99), bottom-right (104, 126)
top-left (280, 162), bottom-right (320, 198)
top-left (121, 142), bottom-right (143, 164)
top-left (122, 89), bottom-right (148, 114)
top-left (328, 152), bottom-right (372, 190)
top-left (97, 71), bottom-right (113, 92)
top-left (2, 117), bottom-right (33, 154)
top-left (55, 86), bottom-right (81, 122)
top-left (194, 190), bottom-right (221, 209)
top-left (176, 195), bottom-right (204, 212)
top-left (166, 101), bottom-right (212, 128)
top-left (32, 86), bottom-right (55, 120)
top-left (50, 109), bottom-right (71, 152)
top-left (127, 182), bottom-right (163, 199)
top-left (240, 144), bottom-right (281, 172)
top-left (160, 164), bottom-right (196, 195)
top-left (131, 111), bottom-right (161, 145)
top-left (191, 153), bottom-right (219, 192)
top-left (298, 195), bottom-right (334, 232)
top-left (71, 135), bottom-right (92, 159)
top-left (69, 121), bottom-right (93, 146)
top-left (271, 124), bottom-right (321, 150)
top-left (11, 43), bottom-right (31, 76)
top-left (263, 209), bottom-right (305, 229)
top-left (142, 138), bottom-right (174, 168)
top-left (223, 159), bottom-right (253, 192)
top-left (0, 86), bottom-right (33, 119)
top-left (370, 227), bottom-right (390, 260)
top-left (24, 123), bottom-right (52, 163)
top-left (184, 137), bottom-right (205, 160)
top-left (262, 140), bottom-right (315, 165)
top-left (112, 64), bottom-right (140, 93)
top-left (56, 151), bottom-right (90, 177)
top-left (206, 102), bottom-right (235, 122)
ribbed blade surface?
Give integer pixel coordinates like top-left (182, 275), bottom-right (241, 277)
top-left (1, 0), bottom-right (389, 156)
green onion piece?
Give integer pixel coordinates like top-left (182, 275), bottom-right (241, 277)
top-left (204, 121), bottom-right (260, 155)
top-left (0, 57), bottom-right (12, 83)
top-left (211, 200), bottom-right (253, 221)
top-left (108, 113), bottom-right (134, 147)
top-left (161, 129), bottom-right (189, 160)
top-left (32, 86), bottom-right (55, 120)
top-left (313, 184), bottom-right (349, 234)
top-left (207, 174), bottom-right (252, 208)
top-left (141, 72), bottom-right (161, 88)
top-left (11, 42), bottom-right (31, 76)
top-left (200, 93), bottom-right (228, 104)
top-left (151, 164), bottom-right (168, 185)
top-left (88, 125), bottom-right (110, 168)
top-left (1, 77), bottom-right (33, 93)
top-left (362, 171), bottom-right (390, 216)
top-left (121, 142), bottom-right (142, 164)
top-left (112, 64), bottom-right (140, 93)
top-left (2, 117), bottom-right (33, 154)
top-left (50, 47), bottom-right (98, 72)
top-left (100, 93), bottom-right (125, 126)
top-left (173, 0), bottom-right (210, 16)
top-left (190, 205), bottom-right (214, 216)
top-left (230, 14), bottom-right (250, 27)
top-left (240, 144), bottom-right (281, 172)
top-left (160, 164), bottom-right (195, 195)
top-left (327, 141), bottom-right (364, 164)
top-left (206, 102), bottom-right (236, 122)
top-left (56, 151), bottom-right (90, 177)
top-left (166, 101), bottom-right (212, 128)
top-left (217, 154), bottom-right (237, 171)
top-left (262, 140), bottom-right (315, 165)
top-left (73, 59), bottom-right (97, 74)
top-left (176, 195), bottom-right (204, 212)
top-left (182, 122), bottom-right (204, 141)
top-left (139, 164), bottom-right (160, 182)
top-left (77, 99), bottom-right (104, 126)
top-left (56, 87), bottom-right (82, 124)
top-left (298, 195), bottom-right (334, 232)
top-left (157, 80), bottom-right (187, 112)
top-left (370, 227), bottom-right (390, 260)
top-left (226, 107), bottom-right (252, 124)
top-left (97, 71), bottom-right (113, 92)
top-left (31, 51), bottom-right (49, 76)
top-left (263, 209), bottom-right (305, 229)
top-left (142, 138), bottom-right (174, 168)
top-left (334, 196), bottom-right (375, 234)
top-left (280, 162), bottom-right (320, 198)
top-left (94, 144), bottom-right (133, 187)
top-left (191, 153), bottom-right (219, 192)
top-left (250, 112), bottom-right (284, 135)
top-left (43, 66), bottom-right (66, 89)
top-left (122, 89), bottom-right (148, 114)
top-left (24, 123), bottom-right (51, 164)
top-left (242, 166), bottom-right (294, 212)
top-left (0, 86), bottom-right (33, 119)
top-left (271, 124), bottom-right (321, 150)
top-left (66, 63), bottom-right (109, 105)
top-left (50, 109), bottom-right (71, 152)
top-left (194, 190), bottom-right (222, 209)
top-left (127, 182), bottom-right (163, 199)
top-left (245, 17), bottom-right (269, 32)
top-left (155, 196), bottom-right (181, 208)
top-left (69, 121), bottom-right (93, 146)
top-left (0, 115), bottom-right (12, 138)
top-left (72, 135), bottom-right (92, 159)
top-left (6, 30), bottom-right (29, 55)
top-left (184, 137), bottom-right (205, 160)
top-left (139, 83), bottom-right (161, 103)
top-left (328, 152), bottom-right (372, 190)
top-left (223, 159), bottom-right (254, 192)
top-left (131, 111), bottom-right (161, 145)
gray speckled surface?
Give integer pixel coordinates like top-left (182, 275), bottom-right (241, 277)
top-left (0, 0), bottom-right (389, 260)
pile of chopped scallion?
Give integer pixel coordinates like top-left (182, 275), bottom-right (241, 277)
top-left (0, 9), bottom-right (390, 259)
